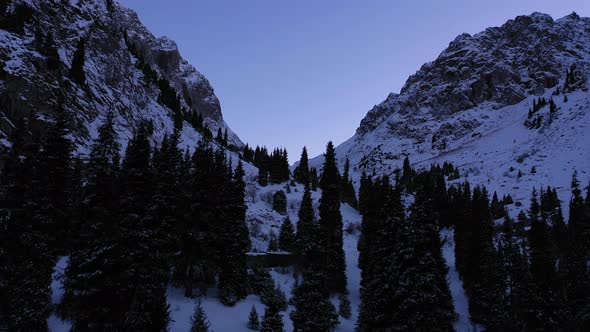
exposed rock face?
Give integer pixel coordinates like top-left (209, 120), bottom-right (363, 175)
top-left (357, 12), bottom-right (589, 136)
top-left (0, 0), bottom-right (242, 149)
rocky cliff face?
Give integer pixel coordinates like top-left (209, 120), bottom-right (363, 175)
top-left (311, 12), bottom-right (590, 211)
top-left (0, 0), bottom-right (242, 151)
top-left (356, 12), bottom-right (589, 138)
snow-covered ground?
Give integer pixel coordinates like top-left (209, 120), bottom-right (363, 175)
top-left (48, 256), bottom-right (71, 332)
top-left (47, 187), bottom-right (365, 332)
top-left (440, 229), bottom-right (483, 332)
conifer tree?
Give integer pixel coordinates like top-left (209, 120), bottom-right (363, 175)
top-left (290, 271), bottom-right (339, 332)
top-left (223, 128), bottom-right (229, 146)
top-left (295, 186), bottom-right (316, 257)
top-left (260, 299), bottom-right (284, 332)
top-left (278, 217), bottom-right (295, 252)
top-left (310, 167), bottom-right (318, 191)
top-left (562, 172), bottom-right (590, 330)
top-left (293, 146), bottom-right (310, 185)
top-left (216, 128), bottom-right (223, 143)
top-left (272, 190), bottom-right (287, 215)
top-left (341, 158), bottom-right (358, 209)
top-left (258, 165), bottom-right (268, 186)
top-left (191, 301), bottom-right (211, 332)
top-left (357, 171), bottom-right (372, 215)
top-left (0, 138), bottom-right (53, 331)
top-left (60, 112), bottom-right (123, 330)
top-left (218, 160), bottom-right (250, 305)
top-left (464, 186), bottom-right (504, 329)
top-left (527, 188), bottom-right (567, 330)
top-left (117, 123), bottom-right (170, 330)
top-left (491, 191), bottom-right (505, 220)
top-left (318, 142), bottom-right (347, 293)
top-left (400, 156), bottom-right (413, 190)
top-left (248, 305), bottom-right (260, 330)
top-left (338, 293), bottom-right (352, 319)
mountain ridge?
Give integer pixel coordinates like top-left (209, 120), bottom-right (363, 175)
top-left (0, 0), bottom-right (243, 152)
top-left (309, 11), bottom-right (590, 212)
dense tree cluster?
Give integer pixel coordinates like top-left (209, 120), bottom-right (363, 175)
top-left (357, 157), bottom-right (590, 331)
top-left (340, 158), bottom-right (358, 209)
top-left (0, 112), bottom-right (250, 330)
top-left (243, 145), bottom-right (290, 185)
top-left (356, 170), bottom-right (455, 331)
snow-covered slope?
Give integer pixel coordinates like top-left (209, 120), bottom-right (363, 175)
top-left (0, 0), bottom-right (242, 152)
top-left (311, 12), bottom-right (590, 211)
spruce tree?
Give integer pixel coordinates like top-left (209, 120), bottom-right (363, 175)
top-left (191, 301), bottom-right (211, 332)
top-left (60, 112), bottom-right (122, 330)
top-left (341, 158), bottom-right (358, 209)
top-left (318, 142), bottom-right (347, 293)
top-left (218, 160), bottom-right (250, 305)
top-left (562, 172), bottom-right (590, 330)
top-left (527, 188), bottom-right (567, 330)
top-left (248, 305), bottom-right (260, 330)
top-left (272, 190), bottom-right (287, 215)
top-left (293, 146), bottom-right (310, 185)
top-left (260, 299), bottom-right (284, 332)
top-left (117, 123), bottom-right (170, 330)
top-left (310, 167), bottom-right (318, 191)
top-left (278, 217), bottom-right (295, 252)
top-left (290, 271), bottom-right (339, 332)
top-left (295, 186), bottom-right (316, 257)
top-left (0, 139), bottom-right (53, 331)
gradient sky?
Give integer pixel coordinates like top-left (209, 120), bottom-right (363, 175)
top-left (119, 0), bottom-right (589, 159)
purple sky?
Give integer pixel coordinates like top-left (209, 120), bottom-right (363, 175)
top-left (119, 0), bottom-right (589, 159)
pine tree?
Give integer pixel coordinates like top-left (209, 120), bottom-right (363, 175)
top-left (260, 299), bottom-right (284, 332)
top-left (248, 305), bottom-right (260, 330)
top-left (0, 138), bottom-right (54, 331)
top-left (36, 106), bottom-right (74, 251)
top-left (278, 217), bottom-right (295, 252)
top-left (357, 171), bottom-right (372, 215)
top-left (258, 165), bottom-right (268, 186)
top-left (497, 213), bottom-right (537, 331)
top-left (293, 146), bottom-right (310, 185)
top-left (527, 188), bottom-right (566, 330)
top-left (464, 186), bottom-right (504, 329)
top-left (400, 156), bottom-right (413, 190)
top-left (216, 128), bottom-right (223, 143)
top-left (272, 190), bottom-right (287, 215)
top-left (60, 112), bottom-right (123, 330)
top-left (291, 271), bottom-right (338, 332)
top-left (490, 191), bottom-right (505, 220)
top-left (310, 167), bottom-right (318, 191)
top-left (318, 142), bottom-right (347, 293)
top-left (341, 158), bottom-right (358, 209)
top-left (218, 160), bottom-right (250, 305)
top-left (295, 186), bottom-right (316, 257)
top-left (117, 123), bottom-right (170, 330)
top-left (562, 172), bottom-right (590, 330)
top-left (191, 301), bottom-right (211, 332)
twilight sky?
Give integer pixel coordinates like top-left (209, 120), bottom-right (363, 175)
top-left (119, 0), bottom-right (589, 159)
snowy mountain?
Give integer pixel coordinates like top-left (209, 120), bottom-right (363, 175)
top-left (311, 12), bottom-right (590, 211)
top-left (0, 0), bottom-right (242, 152)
